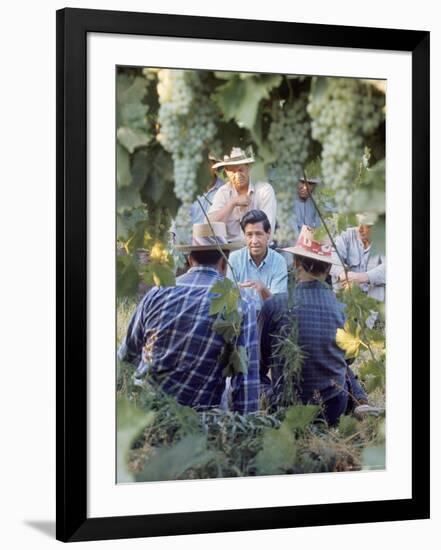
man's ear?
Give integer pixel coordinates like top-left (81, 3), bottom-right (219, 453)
top-left (188, 254), bottom-right (195, 267)
top-left (219, 256), bottom-right (228, 274)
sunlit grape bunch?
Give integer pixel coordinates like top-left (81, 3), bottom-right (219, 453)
top-left (267, 95), bottom-right (311, 245)
top-left (307, 78), bottom-right (384, 210)
top-left (156, 69), bottom-right (218, 235)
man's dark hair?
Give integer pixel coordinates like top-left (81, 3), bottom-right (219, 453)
top-left (189, 249), bottom-right (230, 265)
top-left (294, 255), bottom-right (331, 276)
top-left (240, 209), bottom-right (271, 233)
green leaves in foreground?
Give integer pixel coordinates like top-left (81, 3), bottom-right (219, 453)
top-left (254, 405), bottom-right (320, 475)
top-left (254, 424), bottom-right (296, 475)
top-left (135, 434), bottom-right (214, 482)
top-left (117, 397), bottom-right (154, 483)
top-left (209, 278), bottom-right (240, 315)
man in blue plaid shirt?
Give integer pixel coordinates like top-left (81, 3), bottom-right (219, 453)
top-left (260, 226), bottom-right (374, 425)
top-left (118, 222), bottom-right (260, 414)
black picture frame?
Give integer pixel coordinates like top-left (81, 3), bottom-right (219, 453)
top-left (56, 7), bottom-right (430, 543)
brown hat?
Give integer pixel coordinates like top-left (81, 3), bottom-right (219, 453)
top-left (282, 226), bottom-right (340, 265)
top-left (175, 222), bottom-right (243, 253)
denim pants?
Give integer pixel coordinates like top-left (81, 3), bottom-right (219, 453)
top-left (323, 366), bottom-right (367, 425)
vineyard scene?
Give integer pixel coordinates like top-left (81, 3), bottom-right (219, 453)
top-left (116, 66), bottom-right (386, 483)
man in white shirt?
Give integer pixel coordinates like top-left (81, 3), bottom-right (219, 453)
top-left (208, 147), bottom-right (277, 242)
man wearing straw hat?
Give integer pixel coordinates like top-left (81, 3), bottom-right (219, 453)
top-left (294, 175), bottom-right (322, 236)
top-left (332, 212), bottom-right (386, 302)
top-left (208, 147), bottom-right (277, 243)
top-left (118, 222), bottom-right (260, 414)
top-left (259, 226), bottom-right (379, 425)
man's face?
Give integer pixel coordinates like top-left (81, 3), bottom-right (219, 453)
top-left (297, 179), bottom-right (314, 200)
top-left (225, 163), bottom-right (250, 191)
top-left (358, 224), bottom-right (373, 242)
top-left (244, 221), bottom-right (270, 259)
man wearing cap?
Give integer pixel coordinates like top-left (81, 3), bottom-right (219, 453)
top-left (208, 147), bottom-right (277, 243)
top-left (332, 213), bottom-right (386, 301)
top-left (118, 222), bottom-right (260, 414)
top-left (227, 209), bottom-right (287, 313)
top-left (190, 153), bottom-right (225, 225)
top-left (260, 226), bottom-right (376, 425)
top-left (294, 176), bottom-right (322, 236)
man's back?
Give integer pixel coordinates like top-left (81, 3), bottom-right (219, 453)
top-left (119, 266), bottom-right (260, 413)
top-left (260, 281), bottom-right (347, 404)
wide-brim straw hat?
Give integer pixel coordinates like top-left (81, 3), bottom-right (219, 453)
top-left (356, 212), bottom-right (377, 226)
top-left (282, 225), bottom-right (341, 265)
top-left (175, 222), bottom-right (243, 253)
top-left (299, 175), bottom-right (321, 185)
top-left (211, 147), bottom-right (255, 170)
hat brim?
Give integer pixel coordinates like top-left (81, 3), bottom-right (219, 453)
top-left (281, 246), bottom-right (341, 265)
top-left (175, 242), bottom-right (243, 253)
top-left (211, 158), bottom-right (255, 170)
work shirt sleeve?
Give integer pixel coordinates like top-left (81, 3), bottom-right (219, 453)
top-left (269, 254), bottom-right (288, 295)
top-left (367, 259), bottom-right (386, 286)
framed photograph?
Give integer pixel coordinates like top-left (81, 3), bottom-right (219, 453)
top-left (56, 7), bottom-right (429, 542)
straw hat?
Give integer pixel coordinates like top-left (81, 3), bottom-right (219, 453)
top-left (282, 226), bottom-right (340, 265)
top-left (211, 147), bottom-right (255, 170)
top-left (175, 222), bottom-right (243, 253)
top-left (299, 176), bottom-right (321, 185)
top-left (356, 212), bottom-right (377, 226)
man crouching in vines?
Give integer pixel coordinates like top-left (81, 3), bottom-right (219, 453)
top-left (260, 226), bottom-right (370, 425)
top-left (118, 222), bottom-right (260, 414)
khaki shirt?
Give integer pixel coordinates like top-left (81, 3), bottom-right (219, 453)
top-left (208, 180), bottom-right (277, 242)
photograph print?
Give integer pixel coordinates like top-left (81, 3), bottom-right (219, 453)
top-left (115, 66), bottom-right (386, 483)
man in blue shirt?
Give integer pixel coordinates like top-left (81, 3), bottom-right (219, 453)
top-left (294, 176), bottom-right (321, 236)
top-left (227, 210), bottom-right (287, 313)
top-left (190, 154), bottom-right (225, 225)
top-left (118, 222), bottom-right (260, 414)
top-left (260, 226), bottom-right (377, 425)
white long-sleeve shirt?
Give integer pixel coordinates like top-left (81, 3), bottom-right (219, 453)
top-left (208, 180), bottom-right (277, 242)
top-left (331, 227), bottom-right (386, 302)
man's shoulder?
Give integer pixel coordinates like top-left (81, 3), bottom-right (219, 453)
top-left (254, 181), bottom-right (275, 194)
top-left (268, 247), bottom-right (287, 266)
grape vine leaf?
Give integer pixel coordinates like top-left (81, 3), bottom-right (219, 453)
top-left (116, 256), bottom-right (140, 298)
top-left (282, 405), bottom-right (320, 433)
top-left (209, 279), bottom-right (240, 315)
top-left (117, 397), bottom-right (154, 483)
top-left (254, 424), bottom-right (297, 475)
top-left (117, 127), bottom-right (150, 154)
top-left (135, 434), bottom-right (214, 482)
top-left (336, 322), bottom-right (363, 359)
top-left (359, 358), bottom-right (385, 393)
top-left (213, 74), bottom-right (282, 131)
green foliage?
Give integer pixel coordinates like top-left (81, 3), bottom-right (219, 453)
top-left (359, 356), bottom-right (386, 393)
top-left (117, 397), bottom-right (154, 482)
top-left (362, 444), bottom-right (385, 470)
top-left (338, 415), bottom-right (360, 437)
top-left (283, 404), bottom-right (320, 434)
top-left (209, 279), bottom-right (241, 315)
top-left (136, 434), bottom-right (214, 482)
top-left (116, 255), bottom-right (140, 298)
top-left (254, 424), bottom-right (297, 475)
top-left (213, 73), bottom-right (282, 133)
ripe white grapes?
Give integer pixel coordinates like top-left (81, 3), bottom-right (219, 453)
top-left (268, 94), bottom-right (311, 245)
top-left (307, 78), bottom-right (384, 210)
top-left (156, 69), bottom-right (217, 235)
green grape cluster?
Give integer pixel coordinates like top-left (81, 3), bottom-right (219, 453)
top-left (267, 95), bottom-right (311, 245)
top-left (156, 69), bottom-right (217, 235)
top-left (307, 78), bottom-right (384, 210)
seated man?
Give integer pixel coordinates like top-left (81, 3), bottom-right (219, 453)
top-left (227, 209), bottom-right (287, 313)
top-left (208, 147), bottom-right (277, 242)
top-left (118, 222), bottom-right (260, 414)
top-left (294, 176), bottom-right (321, 236)
top-left (331, 212), bottom-right (386, 302)
top-left (260, 226), bottom-right (377, 425)
top-left (190, 153), bottom-right (225, 225)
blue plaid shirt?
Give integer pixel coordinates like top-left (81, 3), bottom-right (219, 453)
top-left (118, 266), bottom-right (260, 414)
top-left (260, 281), bottom-right (347, 403)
